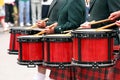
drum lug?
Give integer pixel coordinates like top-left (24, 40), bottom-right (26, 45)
top-left (59, 63), bottom-right (65, 69)
top-left (92, 62), bottom-right (99, 68)
top-left (27, 61), bottom-right (36, 68)
top-left (27, 64), bottom-right (36, 68)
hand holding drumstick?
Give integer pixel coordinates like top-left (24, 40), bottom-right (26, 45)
top-left (109, 11), bottom-right (120, 27)
top-left (34, 22), bottom-right (58, 35)
top-left (77, 19), bottom-right (111, 29)
top-left (27, 18), bottom-right (49, 29)
top-left (45, 22), bottom-right (58, 34)
top-left (36, 18), bottom-right (49, 28)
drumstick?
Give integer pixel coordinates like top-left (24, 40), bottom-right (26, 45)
top-left (77, 19), bottom-right (111, 30)
top-left (63, 30), bottom-right (73, 33)
top-left (26, 18), bottom-right (49, 29)
top-left (34, 22), bottom-right (58, 36)
top-left (96, 23), bottom-right (116, 31)
top-left (65, 32), bottom-right (71, 36)
top-left (77, 26), bottom-right (84, 30)
top-left (89, 19), bottom-right (110, 25)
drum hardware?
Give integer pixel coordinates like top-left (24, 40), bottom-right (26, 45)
top-left (43, 62), bottom-right (72, 69)
top-left (27, 64), bottom-right (36, 68)
top-left (17, 60), bottom-right (43, 68)
top-left (72, 59), bottom-right (115, 68)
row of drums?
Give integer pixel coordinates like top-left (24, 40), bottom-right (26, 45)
top-left (8, 27), bottom-right (120, 68)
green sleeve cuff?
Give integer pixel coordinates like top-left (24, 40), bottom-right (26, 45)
top-left (54, 26), bottom-right (62, 33)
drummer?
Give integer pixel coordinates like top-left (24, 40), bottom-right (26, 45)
top-left (76, 0), bottom-right (120, 80)
top-left (36, 0), bottom-right (86, 80)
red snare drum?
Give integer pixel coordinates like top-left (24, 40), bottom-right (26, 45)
top-left (17, 35), bottom-right (43, 67)
top-left (43, 34), bottom-right (73, 68)
top-left (71, 29), bottom-right (117, 68)
top-left (8, 27), bottom-right (40, 55)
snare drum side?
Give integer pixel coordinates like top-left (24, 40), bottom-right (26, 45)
top-left (71, 29), bottom-right (116, 68)
top-left (8, 27), bottom-right (41, 55)
top-left (43, 34), bottom-right (73, 68)
top-left (8, 28), bottom-right (21, 54)
top-left (17, 36), bottom-right (44, 66)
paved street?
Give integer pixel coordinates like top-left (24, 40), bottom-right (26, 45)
top-left (0, 27), bottom-right (38, 80)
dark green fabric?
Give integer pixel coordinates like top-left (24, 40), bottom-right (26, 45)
top-left (45, 0), bottom-right (86, 33)
top-left (89, 0), bottom-right (120, 28)
top-left (46, 0), bottom-right (65, 25)
top-left (89, 0), bottom-right (120, 45)
top-left (54, 0), bottom-right (86, 33)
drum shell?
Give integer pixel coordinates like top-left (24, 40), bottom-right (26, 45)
top-left (43, 34), bottom-right (73, 67)
top-left (8, 27), bottom-right (40, 54)
top-left (72, 38), bottom-right (114, 62)
top-left (9, 28), bottom-right (21, 54)
top-left (17, 36), bottom-right (44, 62)
top-left (71, 29), bottom-right (117, 67)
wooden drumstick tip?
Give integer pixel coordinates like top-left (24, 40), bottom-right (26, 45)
top-left (65, 32), bottom-right (71, 36)
top-left (26, 25), bottom-right (37, 29)
top-left (63, 30), bottom-right (73, 33)
top-left (34, 30), bottom-right (46, 36)
top-left (42, 18), bottom-right (49, 22)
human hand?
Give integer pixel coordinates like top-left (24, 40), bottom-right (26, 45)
top-left (79, 22), bottom-right (91, 29)
top-left (45, 22), bottom-right (58, 34)
top-left (109, 11), bottom-right (120, 21)
top-left (36, 20), bottom-right (46, 28)
top-left (115, 20), bottom-right (120, 27)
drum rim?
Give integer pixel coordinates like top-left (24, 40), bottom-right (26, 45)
top-left (44, 34), bottom-right (71, 38)
top-left (17, 36), bottom-right (43, 42)
top-left (10, 27), bottom-right (40, 34)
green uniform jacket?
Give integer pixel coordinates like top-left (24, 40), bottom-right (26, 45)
top-left (46, 0), bottom-right (86, 33)
top-left (54, 0), bottom-right (86, 33)
top-left (89, 0), bottom-right (120, 28)
top-left (89, 0), bottom-right (120, 44)
top-left (46, 0), bottom-right (65, 25)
